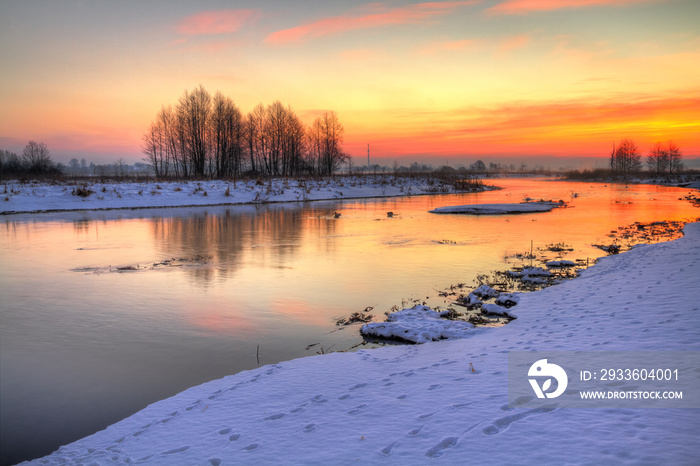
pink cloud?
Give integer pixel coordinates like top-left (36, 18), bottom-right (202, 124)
top-left (487, 0), bottom-right (656, 15)
top-left (177, 9), bottom-right (258, 36)
top-left (266, 1), bottom-right (479, 44)
top-left (499, 34), bottom-right (530, 52)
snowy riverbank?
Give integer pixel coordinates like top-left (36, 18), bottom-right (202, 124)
top-left (25, 222), bottom-right (700, 465)
top-left (0, 176), bottom-right (489, 215)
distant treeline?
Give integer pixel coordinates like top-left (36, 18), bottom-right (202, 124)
top-left (609, 138), bottom-right (683, 178)
top-left (143, 85), bottom-right (348, 179)
top-left (565, 138), bottom-right (692, 181)
top-left (0, 142), bottom-right (62, 177)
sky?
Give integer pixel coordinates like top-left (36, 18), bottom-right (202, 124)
top-left (1, 0), bottom-right (699, 168)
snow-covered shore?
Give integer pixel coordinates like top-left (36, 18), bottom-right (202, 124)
top-left (0, 177), bottom-right (488, 215)
top-left (24, 222), bottom-right (700, 465)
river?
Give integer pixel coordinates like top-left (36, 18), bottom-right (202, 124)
top-left (1, 178), bottom-right (697, 464)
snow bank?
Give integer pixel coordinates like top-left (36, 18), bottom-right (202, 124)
top-left (24, 223), bottom-right (700, 465)
top-left (430, 200), bottom-right (564, 215)
top-left (360, 305), bottom-right (474, 343)
top-left (471, 284), bottom-right (500, 298)
top-left (480, 302), bottom-right (511, 317)
top-left (494, 293), bottom-right (520, 307)
top-left (0, 177), bottom-right (490, 214)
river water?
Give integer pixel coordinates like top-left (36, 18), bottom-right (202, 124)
top-left (1, 178), bottom-right (697, 464)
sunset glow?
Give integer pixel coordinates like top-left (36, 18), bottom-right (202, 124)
top-left (1, 0), bottom-right (698, 166)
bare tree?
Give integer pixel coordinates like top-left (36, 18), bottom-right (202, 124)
top-left (611, 138), bottom-right (641, 178)
top-left (144, 86), bottom-right (345, 179)
top-left (311, 111), bottom-right (347, 176)
top-left (306, 117), bottom-right (324, 175)
top-left (178, 85), bottom-right (211, 177)
top-left (160, 105), bottom-right (185, 178)
top-left (22, 141), bottom-right (54, 173)
top-left (142, 120), bottom-right (167, 178)
top-left (667, 141), bottom-right (683, 175)
top-left (646, 142), bottom-right (668, 176)
top-left (246, 103), bottom-right (268, 175)
top-left (210, 92), bottom-right (245, 178)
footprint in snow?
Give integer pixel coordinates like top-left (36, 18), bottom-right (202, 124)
top-left (381, 440), bottom-right (398, 456)
top-left (482, 405), bottom-right (557, 435)
top-left (303, 423), bottom-right (316, 433)
top-left (347, 404), bottom-right (368, 415)
top-left (161, 446), bottom-right (189, 455)
top-left (425, 437), bottom-right (459, 458)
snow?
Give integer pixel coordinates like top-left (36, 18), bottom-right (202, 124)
top-left (429, 200), bottom-right (564, 215)
top-left (471, 284), bottom-right (500, 298)
top-left (495, 293), bottom-right (520, 307)
top-left (460, 292), bottom-right (482, 306)
top-left (480, 302), bottom-right (511, 317)
top-left (360, 305), bottom-right (474, 343)
top-left (23, 222), bottom-right (700, 465)
top-left (0, 177), bottom-right (488, 214)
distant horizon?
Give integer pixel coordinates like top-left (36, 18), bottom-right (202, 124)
top-left (2, 1), bottom-right (698, 168)
top-left (4, 147), bottom-right (698, 172)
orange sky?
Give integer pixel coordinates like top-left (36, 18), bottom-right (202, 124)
top-left (1, 0), bottom-right (698, 167)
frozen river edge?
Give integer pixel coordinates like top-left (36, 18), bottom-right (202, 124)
top-left (24, 220), bottom-right (700, 465)
top-left (1, 177), bottom-right (492, 215)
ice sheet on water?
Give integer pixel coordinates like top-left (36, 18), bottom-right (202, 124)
top-left (430, 201), bottom-right (563, 215)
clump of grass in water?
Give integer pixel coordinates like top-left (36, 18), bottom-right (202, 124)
top-left (335, 307), bottom-right (374, 326)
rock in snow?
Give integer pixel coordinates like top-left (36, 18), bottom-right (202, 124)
top-left (471, 284), bottom-right (500, 298)
top-left (480, 302), bottom-right (511, 316)
top-left (495, 293), bottom-right (521, 307)
top-left (23, 223), bottom-right (700, 465)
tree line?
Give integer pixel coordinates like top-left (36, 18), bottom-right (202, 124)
top-left (142, 85), bottom-right (348, 179)
top-left (610, 138), bottom-right (684, 178)
top-left (0, 141), bottom-right (61, 177)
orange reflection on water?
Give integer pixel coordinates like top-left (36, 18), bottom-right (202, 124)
top-left (268, 298), bottom-right (330, 328)
top-left (186, 307), bottom-right (261, 336)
